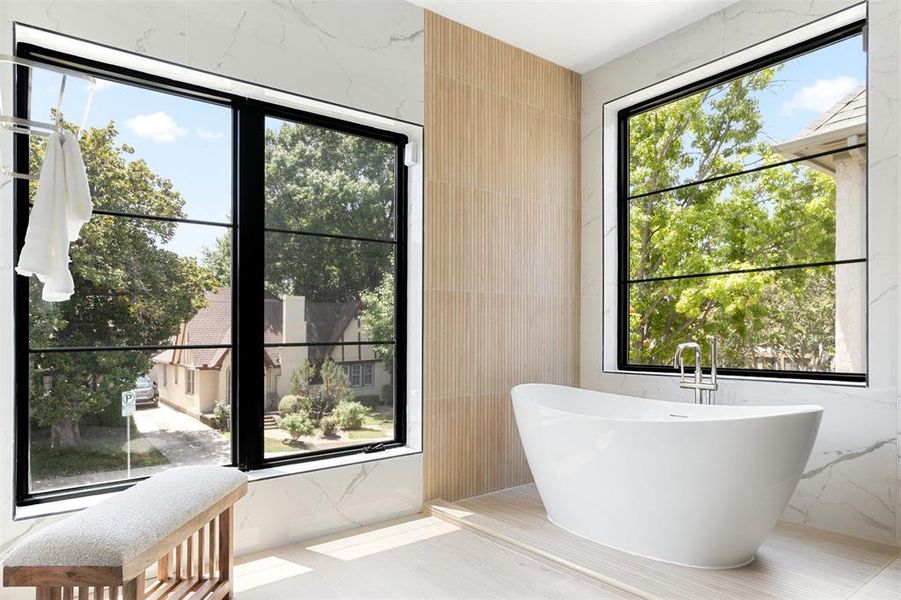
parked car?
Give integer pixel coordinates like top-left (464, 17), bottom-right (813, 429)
top-left (134, 376), bottom-right (159, 407)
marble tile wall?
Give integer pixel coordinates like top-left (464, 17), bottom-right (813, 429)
top-left (0, 3), bottom-right (425, 596)
top-left (581, 0), bottom-right (901, 545)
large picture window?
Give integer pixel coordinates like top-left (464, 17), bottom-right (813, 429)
top-left (14, 44), bottom-right (409, 505)
top-left (618, 22), bottom-right (867, 381)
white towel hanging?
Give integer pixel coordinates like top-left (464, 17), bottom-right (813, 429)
top-left (15, 129), bottom-right (93, 302)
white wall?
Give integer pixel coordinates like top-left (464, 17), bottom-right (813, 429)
top-left (0, 1), bottom-right (424, 593)
top-left (581, 0), bottom-right (901, 545)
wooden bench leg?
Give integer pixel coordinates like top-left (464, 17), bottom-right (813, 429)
top-left (157, 550), bottom-right (170, 583)
top-left (35, 587), bottom-right (57, 600)
top-left (218, 507), bottom-right (234, 598)
top-left (122, 572), bottom-right (145, 600)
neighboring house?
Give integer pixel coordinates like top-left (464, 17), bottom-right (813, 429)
top-left (774, 86), bottom-right (866, 372)
top-left (151, 288), bottom-right (391, 417)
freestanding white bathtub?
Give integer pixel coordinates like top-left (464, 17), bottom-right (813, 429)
top-left (512, 384), bottom-right (822, 569)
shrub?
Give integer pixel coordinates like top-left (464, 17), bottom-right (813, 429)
top-left (356, 394), bottom-right (381, 407)
top-left (334, 401), bottom-right (370, 430)
top-left (278, 395), bottom-right (309, 418)
top-left (316, 359), bottom-right (354, 420)
top-left (319, 415), bottom-right (339, 437)
top-left (380, 384), bottom-right (393, 405)
top-left (212, 402), bottom-right (231, 432)
top-left (280, 411), bottom-right (314, 441)
top-left (291, 360), bottom-right (316, 396)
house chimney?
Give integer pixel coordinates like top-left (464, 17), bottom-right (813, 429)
top-left (276, 295), bottom-right (308, 399)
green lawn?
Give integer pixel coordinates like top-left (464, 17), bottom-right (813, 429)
top-left (347, 428), bottom-right (390, 440)
top-left (230, 408), bottom-right (396, 454)
top-left (31, 441), bottom-right (168, 480)
top-left (365, 410), bottom-right (394, 428)
top-left (224, 431), bottom-right (302, 454)
top-left (30, 423), bottom-right (169, 481)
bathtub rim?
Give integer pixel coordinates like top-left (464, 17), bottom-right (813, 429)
top-left (511, 383), bottom-right (823, 423)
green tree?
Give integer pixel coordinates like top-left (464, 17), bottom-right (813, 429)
top-left (628, 68), bottom-right (839, 370)
top-left (360, 271), bottom-right (395, 361)
top-left (29, 122), bottom-right (215, 446)
top-left (202, 121), bottom-right (395, 310)
top-left (200, 230), bottom-right (231, 287)
top-left (314, 358), bottom-right (354, 422)
top-left (290, 359), bottom-right (317, 397)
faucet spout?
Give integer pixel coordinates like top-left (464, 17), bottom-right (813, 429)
top-left (673, 338), bottom-right (718, 405)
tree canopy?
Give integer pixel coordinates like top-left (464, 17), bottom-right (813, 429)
top-left (360, 271), bottom-right (395, 362)
top-left (29, 122), bottom-right (216, 446)
top-left (262, 121), bottom-right (396, 305)
top-left (627, 67), bottom-right (839, 371)
top-left (202, 120), bottom-right (398, 346)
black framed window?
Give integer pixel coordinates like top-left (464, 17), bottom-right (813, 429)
top-left (14, 44), bottom-right (409, 506)
top-left (617, 22), bottom-right (867, 382)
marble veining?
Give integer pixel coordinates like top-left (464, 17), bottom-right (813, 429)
top-left (582, 0), bottom-right (901, 545)
top-left (0, 0), bottom-right (425, 574)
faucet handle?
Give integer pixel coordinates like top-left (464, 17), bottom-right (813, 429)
top-left (708, 336), bottom-right (718, 389)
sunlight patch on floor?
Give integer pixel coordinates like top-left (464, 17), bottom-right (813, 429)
top-left (233, 555), bottom-right (313, 592)
top-left (306, 516), bottom-right (459, 561)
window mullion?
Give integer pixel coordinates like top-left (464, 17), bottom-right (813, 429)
top-left (392, 140), bottom-right (408, 448)
top-left (234, 100), bottom-right (266, 471)
top-left (13, 62), bottom-right (32, 506)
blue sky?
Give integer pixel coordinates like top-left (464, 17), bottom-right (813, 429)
top-left (632, 33), bottom-right (866, 192)
top-left (755, 34), bottom-right (866, 143)
top-left (29, 33), bottom-right (865, 259)
top-left (31, 69), bottom-right (232, 259)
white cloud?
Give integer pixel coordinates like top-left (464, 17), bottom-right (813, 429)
top-left (780, 75), bottom-right (858, 116)
top-left (126, 112), bottom-right (187, 143)
top-left (197, 128), bottom-right (225, 140)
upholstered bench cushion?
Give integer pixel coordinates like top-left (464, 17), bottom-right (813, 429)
top-left (5, 466), bottom-right (246, 568)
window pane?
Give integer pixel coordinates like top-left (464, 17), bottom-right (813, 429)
top-left (264, 116), bottom-right (396, 240)
top-left (264, 232), bottom-right (395, 344)
top-left (263, 348), bottom-right (395, 459)
top-left (626, 262), bottom-right (865, 373)
top-left (28, 350), bottom-right (231, 494)
top-left (29, 69), bottom-right (232, 223)
top-left (628, 34), bottom-right (866, 196)
top-left (23, 64), bottom-right (236, 497)
top-left (627, 161), bottom-right (865, 280)
top-left (29, 218), bottom-right (230, 348)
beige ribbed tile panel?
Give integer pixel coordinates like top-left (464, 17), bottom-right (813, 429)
top-left (423, 12), bottom-right (581, 501)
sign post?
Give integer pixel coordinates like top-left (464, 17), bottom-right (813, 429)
top-left (121, 390), bottom-right (136, 478)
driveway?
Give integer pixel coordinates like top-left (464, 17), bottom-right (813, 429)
top-left (132, 403), bottom-right (231, 467)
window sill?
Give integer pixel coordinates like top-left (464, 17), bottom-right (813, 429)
top-left (246, 445), bottom-right (421, 483)
top-left (603, 368), bottom-right (868, 388)
top-left (14, 446), bottom-right (421, 522)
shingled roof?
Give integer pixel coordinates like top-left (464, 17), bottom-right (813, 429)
top-left (153, 288), bottom-right (362, 370)
top-left (799, 85), bottom-right (865, 137)
top-left (773, 85), bottom-right (866, 174)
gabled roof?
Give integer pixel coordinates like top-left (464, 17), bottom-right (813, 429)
top-left (800, 85), bottom-right (865, 138)
top-left (153, 288), bottom-right (363, 369)
top-left (182, 289), bottom-right (233, 367)
top-left (773, 86), bottom-right (866, 174)
top-left (307, 302), bottom-right (362, 364)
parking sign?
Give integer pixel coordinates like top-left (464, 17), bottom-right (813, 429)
top-left (122, 390), bottom-right (137, 417)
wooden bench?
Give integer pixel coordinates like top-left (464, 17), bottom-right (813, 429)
top-left (3, 466), bottom-right (247, 600)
